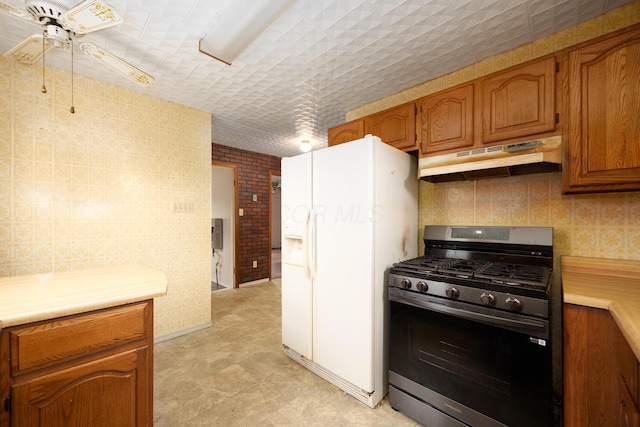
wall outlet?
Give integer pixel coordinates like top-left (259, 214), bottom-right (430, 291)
top-left (239, 208), bottom-right (244, 216)
top-left (252, 194), bottom-right (258, 202)
top-left (173, 202), bottom-right (194, 213)
top-left (252, 260), bottom-right (257, 268)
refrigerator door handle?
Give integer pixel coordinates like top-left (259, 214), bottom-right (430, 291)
top-left (309, 208), bottom-right (317, 280)
top-left (302, 211), bottom-right (311, 279)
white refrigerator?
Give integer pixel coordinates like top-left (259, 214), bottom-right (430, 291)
top-left (281, 135), bottom-right (418, 408)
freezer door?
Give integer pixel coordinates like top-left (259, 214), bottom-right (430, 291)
top-left (312, 138), bottom-right (376, 393)
top-left (281, 154), bottom-right (313, 358)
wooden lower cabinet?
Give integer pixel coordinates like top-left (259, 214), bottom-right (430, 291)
top-left (1, 301), bottom-right (154, 427)
top-left (564, 304), bottom-right (639, 427)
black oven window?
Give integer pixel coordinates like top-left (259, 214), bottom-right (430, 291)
top-left (390, 301), bottom-right (552, 427)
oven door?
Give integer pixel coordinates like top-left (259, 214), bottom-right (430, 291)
top-left (389, 292), bottom-right (552, 427)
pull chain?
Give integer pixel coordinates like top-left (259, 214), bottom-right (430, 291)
top-left (40, 30), bottom-right (47, 93)
top-left (70, 39), bottom-right (75, 114)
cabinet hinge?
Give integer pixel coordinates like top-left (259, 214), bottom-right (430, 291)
top-left (555, 62), bottom-right (559, 73)
top-left (4, 395), bottom-right (10, 412)
top-left (555, 113), bottom-right (559, 124)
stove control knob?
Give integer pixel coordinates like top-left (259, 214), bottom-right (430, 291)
top-left (416, 282), bottom-right (428, 293)
top-left (480, 292), bottom-right (496, 306)
top-left (505, 297), bottom-right (522, 311)
top-left (445, 287), bottom-right (459, 299)
top-left (400, 278), bottom-right (411, 290)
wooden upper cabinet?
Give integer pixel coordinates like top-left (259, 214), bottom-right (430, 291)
top-left (563, 24), bottom-right (640, 194)
top-left (481, 56), bottom-right (556, 143)
top-left (418, 83), bottom-right (474, 156)
top-left (328, 118), bottom-right (364, 147)
top-left (364, 102), bottom-right (418, 151)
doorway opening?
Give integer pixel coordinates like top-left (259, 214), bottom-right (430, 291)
top-left (270, 171), bottom-right (281, 279)
top-left (212, 163), bottom-right (238, 290)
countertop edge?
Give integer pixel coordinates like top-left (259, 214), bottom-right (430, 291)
top-left (562, 256), bottom-right (640, 361)
top-left (563, 293), bottom-right (611, 310)
top-left (609, 301), bottom-right (640, 361)
top-left (0, 265), bottom-right (168, 330)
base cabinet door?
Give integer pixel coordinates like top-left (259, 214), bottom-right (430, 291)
top-left (564, 304), bottom-right (639, 427)
top-left (1, 301), bottom-right (154, 427)
top-left (11, 348), bottom-right (149, 427)
top-left (620, 375), bottom-right (640, 427)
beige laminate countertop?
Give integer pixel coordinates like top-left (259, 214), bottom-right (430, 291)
top-left (562, 256), bottom-right (640, 360)
top-left (0, 265), bottom-right (168, 331)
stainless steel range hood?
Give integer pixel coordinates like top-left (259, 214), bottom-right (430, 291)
top-left (418, 136), bottom-right (562, 182)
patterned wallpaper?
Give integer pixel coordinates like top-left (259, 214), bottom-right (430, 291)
top-left (0, 58), bottom-right (212, 339)
top-left (419, 173), bottom-right (640, 271)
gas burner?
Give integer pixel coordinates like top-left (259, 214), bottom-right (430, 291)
top-left (475, 263), bottom-right (550, 289)
top-left (438, 259), bottom-right (491, 279)
top-left (397, 257), bottom-right (550, 289)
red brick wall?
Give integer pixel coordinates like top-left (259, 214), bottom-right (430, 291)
top-left (211, 144), bottom-right (281, 284)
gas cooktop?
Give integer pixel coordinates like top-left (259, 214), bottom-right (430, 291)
top-left (389, 226), bottom-right (554, 318)
top-left (396, 256), bottom-right (551, 290)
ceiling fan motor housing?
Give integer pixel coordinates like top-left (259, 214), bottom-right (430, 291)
top-left (25, 0), bottom-right (75, 23)
top-left (45, 23), bottom-right (69, 48)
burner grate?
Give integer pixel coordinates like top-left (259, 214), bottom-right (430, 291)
top-left (396, 257), bottom-right (550, 290)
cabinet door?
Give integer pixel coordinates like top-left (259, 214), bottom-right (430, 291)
top-left (620, 375), bottom-right (640, 427)
top-left (564, 304), bottom-right (589, 427)
top-left (11, 348), bottom-right (149, 427)
top-left (481, 56), bottom-right (556, 143)
top-left (328, 118), bottom-right (364, 147)
top-left (563, 26), bottom-right (640, 193)
top-left (1, 331), bottom-right (9, 427)
top-left (564, 304), bottom-right (639, 427)
top-left (418, 83), bottom-right (474, 156)
top-left (364, 102), bottom-right (417, 151)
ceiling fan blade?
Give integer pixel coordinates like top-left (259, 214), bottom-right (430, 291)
top-left (0, 2), bottom-right (32, 21)
top-left (79, 42), bottom-right (155, 87)
top-left (3, 34), bottom-right (52, 64)
top-left (59, 0), bottom-right (123, 35)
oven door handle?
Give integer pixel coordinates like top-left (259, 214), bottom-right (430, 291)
top-left (391, 292), bottom-right (547, 334)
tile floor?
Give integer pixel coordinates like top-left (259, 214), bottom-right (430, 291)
top-left (154, 280), bottom-right (419, 426)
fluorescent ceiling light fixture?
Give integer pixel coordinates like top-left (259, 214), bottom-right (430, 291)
top-left (299, 140), bottom-right (311, 152)
top-left (199, 0), bottom-right (295, 65)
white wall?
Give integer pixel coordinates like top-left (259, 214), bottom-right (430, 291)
top-left (211, 166), bottom-right (234, 287)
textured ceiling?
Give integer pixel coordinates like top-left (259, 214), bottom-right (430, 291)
top-left (0, 0), bottom-right (634, 158)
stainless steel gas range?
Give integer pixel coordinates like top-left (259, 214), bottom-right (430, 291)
top-left (388, 225), bottom-right (560, 427)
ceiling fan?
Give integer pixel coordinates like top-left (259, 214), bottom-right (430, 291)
top-left (0, 0), bottom-right (155, 87)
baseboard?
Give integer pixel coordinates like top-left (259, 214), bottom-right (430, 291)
top-left (154, 321), bottom-right (212, 344)
top-left (239, 278), bottom-right (269, 287)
